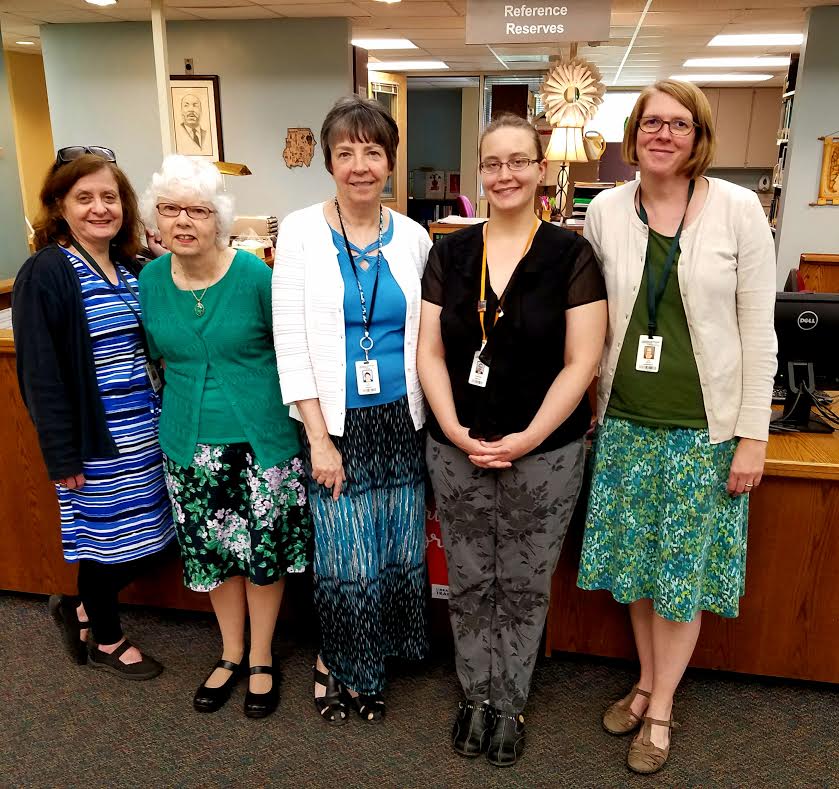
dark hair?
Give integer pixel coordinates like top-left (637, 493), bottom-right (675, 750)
top-left (479, 113), bottom-right (544, 160)
top-left (320, 95), bottom-right (399, 174)
top-left (33, 154), bottom-right (140, 259)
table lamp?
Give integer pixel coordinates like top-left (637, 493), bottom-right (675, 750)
top-left (544, 126), bottom-right (588, 221)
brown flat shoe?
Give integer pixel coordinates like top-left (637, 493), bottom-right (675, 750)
top-left (627, 715), bottom-right (680, 775)
top-left (602, 684), bottom-right (651, 735)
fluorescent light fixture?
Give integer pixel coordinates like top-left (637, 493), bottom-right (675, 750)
top-left (85, 0), bottom-right (118, 5)
top-left (371, 0), bottom-right (401, 4)
top-left (368, 61), bottom-right (449, 71)
top-left (708, 33), bottom-right (803, 47)
top-left (15, 40), bottom-right (36, 46)
top-left (352, 38), bottom-right (417, 50)
top-left (683, 56), bottom-right (790, 68)
top-left (671, 73), bottom-right (774, 82)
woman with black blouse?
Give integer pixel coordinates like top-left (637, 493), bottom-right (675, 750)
top-left (417, 113), bottom-right (607, 767)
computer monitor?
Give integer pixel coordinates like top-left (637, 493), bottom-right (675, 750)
top-left (773, 292), bottom-right (839, 433)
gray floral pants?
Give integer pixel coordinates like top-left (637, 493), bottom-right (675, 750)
top-left (427, 437), bottom-right (585, 713)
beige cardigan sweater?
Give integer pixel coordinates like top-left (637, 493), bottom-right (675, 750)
top-left (585, 177), bottom-right (777, 443)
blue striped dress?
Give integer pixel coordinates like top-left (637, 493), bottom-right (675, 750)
top-left (57, 249), bottom-right (175, 563)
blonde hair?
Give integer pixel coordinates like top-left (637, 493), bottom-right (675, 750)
top-left (622, 80), bottom-right (716, 179)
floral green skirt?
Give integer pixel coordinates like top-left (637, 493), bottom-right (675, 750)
top-left (164, 443), bottom-right (312, 592)
top-left (577, 417), bottom-right (748, 623)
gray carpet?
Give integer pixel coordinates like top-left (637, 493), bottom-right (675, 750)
top-left (1, 591), bottom-right (837, 788)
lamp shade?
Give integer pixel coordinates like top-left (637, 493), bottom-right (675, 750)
top-left (544, 126), bottom-right (588, 163)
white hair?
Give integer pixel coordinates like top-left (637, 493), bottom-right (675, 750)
top-left (139, 154), bottom-right (235, 248)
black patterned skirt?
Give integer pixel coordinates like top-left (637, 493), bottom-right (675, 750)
top-left (303, 396), bottom-right (429, 694)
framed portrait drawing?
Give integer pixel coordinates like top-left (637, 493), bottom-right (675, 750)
top-left (170, 75), bottom-right (224, 162)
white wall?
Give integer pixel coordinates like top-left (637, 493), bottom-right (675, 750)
top-left (775, 6), bottom-right (839, 288)
top-left (41, 19), bottom-right (352, 221)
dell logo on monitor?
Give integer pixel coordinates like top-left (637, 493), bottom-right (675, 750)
top-left (797, 311), bottom-right (819, 330)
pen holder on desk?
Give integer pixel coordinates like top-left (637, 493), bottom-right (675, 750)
top-left (540, 208), bottom-right (552, 222)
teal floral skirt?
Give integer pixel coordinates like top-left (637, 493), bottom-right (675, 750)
top-left (164, 443), bottom-right (312, 592)
top-left (577, 417), bottom-right (748, 623)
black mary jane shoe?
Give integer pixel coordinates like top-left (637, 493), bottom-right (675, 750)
top-left (48, 594), bottom-right (89, 665)
top-left (88, 639), bottom-right (164, 681)
top-left (350, 692), bottom-right (386, 724)
top-left (313, 665), bottom-right (350, 727)
top-left (193, 659), bottom-right (241, 712)
top-left (244, 665), bottom-right (280, 719)
top-left (486, 711), bottom-right (526, 767)
top-left (452, 700), bottom-right (497, 758)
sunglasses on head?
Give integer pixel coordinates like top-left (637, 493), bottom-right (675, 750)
top-left (54, 145), bottom-right (117, 167)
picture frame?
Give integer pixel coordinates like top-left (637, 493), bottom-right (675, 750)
top-left (816, 135), bottom-right (839, 206)
top-left (169, 75), bottom-right (224, 162)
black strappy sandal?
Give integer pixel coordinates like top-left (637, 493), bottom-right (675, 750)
top-left (351, 692), bottom-right (386, 724)
top-left (313, 665), bottom-right (350, 726)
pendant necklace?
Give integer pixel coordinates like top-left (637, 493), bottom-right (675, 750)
top-left (191, 287), bottom-right (208, 317)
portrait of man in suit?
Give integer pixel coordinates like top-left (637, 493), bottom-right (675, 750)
top-left (174, 93), bottom-right (210, 156)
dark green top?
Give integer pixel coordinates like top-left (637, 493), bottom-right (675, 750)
top-left (606, 227), bottom-right (707, 429)
top-left (139, 249), bottom-right (301, 469)
top-left (169, 281), bottom-right (246, 444)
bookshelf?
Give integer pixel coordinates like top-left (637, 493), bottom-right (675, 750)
top-left (769, 54), bottom-right (799, 232)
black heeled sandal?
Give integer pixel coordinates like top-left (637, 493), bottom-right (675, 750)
top-left (313, 665), bottom-right (350, 726)
top-left (350, 692), bottom-right (386, 724)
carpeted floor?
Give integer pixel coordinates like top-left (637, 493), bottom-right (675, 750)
top-left (1, 591), bottom-right (837, 788)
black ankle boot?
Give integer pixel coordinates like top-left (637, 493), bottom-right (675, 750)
top-left (452, 700), bottom-right (496, 757)
top-left (486, 711), bottom-right (526, 767)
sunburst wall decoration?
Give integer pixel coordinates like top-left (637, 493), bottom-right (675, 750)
top-left (540, 57), bottom-right (606, 128)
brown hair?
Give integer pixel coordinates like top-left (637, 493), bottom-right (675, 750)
top-left (32, 154), bottom-right (140, 259)
top-left (622, 80), bottom-right (716, 179)
top-left (479, 113), bottom-right (544, 160)
top-left (320, 95), bottom-right (399, 174)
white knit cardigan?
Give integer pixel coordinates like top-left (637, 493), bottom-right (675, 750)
top-left (272, 202), bottom-right (432, 436)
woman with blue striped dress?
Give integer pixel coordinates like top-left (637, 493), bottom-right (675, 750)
top-left (274, 96), bottom-right (431, 724)
top-left (13, 149), bottom-right (174, 680)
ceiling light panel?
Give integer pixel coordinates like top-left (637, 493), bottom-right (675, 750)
top-left (352, 38), bottom-right (417, 49)
top-left (708, 33), bottom-right (803, 47)
top-left (368, 60), bottom-right (449, 71)
top-left (683, 56), bottom-right (790, 68)
top-left (671, 73), bottom-right (774, 82)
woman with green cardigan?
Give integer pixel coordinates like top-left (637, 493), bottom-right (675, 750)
top-left (138, 155), bottom-right (311, 719)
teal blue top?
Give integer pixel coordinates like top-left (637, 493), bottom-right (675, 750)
top-left (138, 249), bottom-right (300, 469)
top-left (331, 219), bottom-right (407, 408)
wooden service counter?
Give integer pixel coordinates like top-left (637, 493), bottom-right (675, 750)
top-left (546, 406), bottom-right (839, 684)
top-left (0, 330), bottom-right (211, 612)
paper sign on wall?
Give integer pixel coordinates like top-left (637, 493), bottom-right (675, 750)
top-left (466, 0), bottom-right (611, 45)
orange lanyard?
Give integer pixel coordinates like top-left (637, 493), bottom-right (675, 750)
top-left (478, 219), bottom-right (540, 345)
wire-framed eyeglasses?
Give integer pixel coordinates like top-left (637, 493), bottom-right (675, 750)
top-left (638, 117), bottom-right (699, 136)
top-left (479, 157), bottom-right (540, 174)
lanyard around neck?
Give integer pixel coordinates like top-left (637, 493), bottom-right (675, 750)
top-left (335, 198), bottom-right (383, 353)
top-left (69, 237), bottom-right (153, 363)
top-left (638, 179), bottom-right (695, 338)
top-left (478, 218), bottom-right (540, 345)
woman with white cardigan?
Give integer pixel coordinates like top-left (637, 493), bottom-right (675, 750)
top-left (272, 95), bottom-right (431, 726)
top-left (576, 80), bottom-right (776, 774)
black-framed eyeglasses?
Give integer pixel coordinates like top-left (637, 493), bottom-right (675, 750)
top-left (55, 146), bottom-right (117, 167)
top-left (638, 117), bottom-right (699, 137)
top-left (479, 157), bottom-right (540, 174)
top-left (156, 202), bottom-right (215, 220)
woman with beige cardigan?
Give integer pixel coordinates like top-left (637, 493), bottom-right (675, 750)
top-left (577, 80), bottom-right (777, 775)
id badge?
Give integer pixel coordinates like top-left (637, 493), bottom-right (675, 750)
top-left (145, 361), bottom-right (163, 393)
top-left (355, 359), bottom-right (381, 395)
top-left (635, 335), bottom-right (663, 373)
top-left (468, 345), bottom-right (490, 388)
